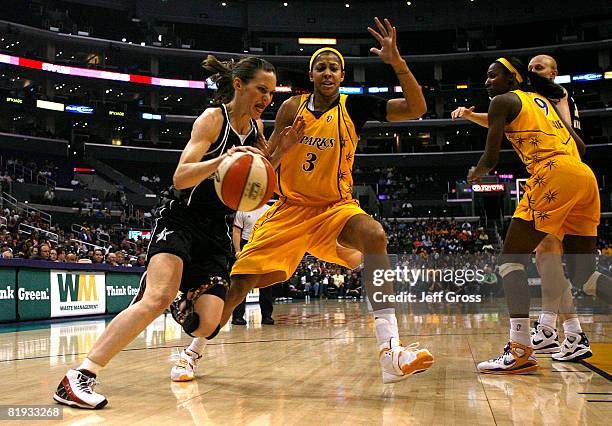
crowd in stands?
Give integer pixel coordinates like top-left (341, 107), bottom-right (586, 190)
top-left (353, 167), bottom-right (447, 200)
top-left (2, 199), bottom-right (611, 304)
top-left (281, 261), bottom-right (362, 300)
top-left (384, 218), bottom-right (494, 254)
top-left (0, 206), bottom-right (148, 267)
top-left (1, 156), bottom-right (58, 186)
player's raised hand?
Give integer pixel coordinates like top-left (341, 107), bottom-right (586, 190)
top-left (278, 116), bottom-right (306, 155)
top-left (368, 17), bottom-right (402, 67)
top-left (451, 106), bottom-right (475, 120)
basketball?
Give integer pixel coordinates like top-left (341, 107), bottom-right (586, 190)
top-left (214, 151), bottom-right (276, 211)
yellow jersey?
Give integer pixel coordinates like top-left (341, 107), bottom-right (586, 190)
top-left (277, 94), bottom-right (358, 205)
top-left (504, 90), bottom-right (578, 174)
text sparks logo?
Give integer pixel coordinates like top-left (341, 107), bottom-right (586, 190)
top-left (51, 271), bottom-right (106, 317)
top-left (57, 273), bottom-right (98, 302)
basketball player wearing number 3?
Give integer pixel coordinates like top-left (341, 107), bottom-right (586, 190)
top-left (52, 56), bottom-right (305, 408)
top-left (225, 17), bottom-right (435, 384)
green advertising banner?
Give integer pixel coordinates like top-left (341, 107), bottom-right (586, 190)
top-left (105, 272), bottom-right (143, 314)
top-left (17, 268), bottom-right (51, 320)
top-left (0, 267), bottom-right (17, 322)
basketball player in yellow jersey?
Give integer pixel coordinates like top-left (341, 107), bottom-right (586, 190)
top-left (467, 57), bottom-right (611, 374)
top-left (224, 17), bottom-right (434, 384)
top-left (453, 55), bottom-right (592, 362)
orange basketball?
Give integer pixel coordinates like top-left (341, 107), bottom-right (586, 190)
top-left (214, 152), bottom-right (276, 211)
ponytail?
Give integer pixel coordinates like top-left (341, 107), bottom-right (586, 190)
top-left (201, 55), bottom-right (276, 105)
top-left (202, 55), bottom-right (237, 104)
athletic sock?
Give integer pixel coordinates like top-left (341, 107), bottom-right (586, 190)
top-left (538, 311), bottom-right (557, 329)
top-left (188, 338), bottom-right (208, 356)
top-left (78, 358), bottom-right (103, 376)
top-left (510, 318), bottom-right (531, 346)
top-left (563, 317), bottom-right (583, 334)
top-left (373, 308), bottom-right (399, 347)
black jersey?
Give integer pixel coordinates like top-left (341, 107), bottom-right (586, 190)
top-left (171, 104), bottom-right (260, 217)
top-left (567, 95), bottom-right (582, 138)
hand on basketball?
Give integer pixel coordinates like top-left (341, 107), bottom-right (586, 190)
top-left (368, 17), bottom-right (402, 67)
top-left (451, 106), bottom-right (475, 120)
top-left (277, 116), bottom-right (306, 156)
top-left (225, 145), bottom-right (264, 157)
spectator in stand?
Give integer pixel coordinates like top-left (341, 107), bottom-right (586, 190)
top-left (93, 249), bottom-right (105, 264)
top-left (66, 252), bottom-right (78, 263)
top-left (115, 251), bottom-right (125, 266)
top-left (39, 243), bottom-right (51, 261)
top-left (346, 272), bottom-right (362, 298)
top-left (2, 249), bottom-right (13, 258)
top-left (50, 248), bottom-right (58, 261)
top-left (106, 252), bottom-right (119, 266)
top-left (136, 254), bottom-right (146, 267)
top-left (43, 186), bottom-right (55, 204)
top-left (29, 246), bottom-right (40, 259)
top-left (332, 269), bottom-right (346, 297)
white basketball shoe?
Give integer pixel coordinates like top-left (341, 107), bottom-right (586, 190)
top-left (477, 341), bottom-right (538, 374)
top-left (531, 321), bottom-right (560, 354)
top-left (53, 369), bottom-right (107, 409)
top-left (552, 332), bottom-right (592, 362)
top-left (379, 337), bottom-right (434, 384)
top-left (171, 349), bottom-right (203, 382)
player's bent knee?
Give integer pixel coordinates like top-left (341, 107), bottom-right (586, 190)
top-left (499, 262), bottom-right (525, 278)
top-left (535, 237), bottom-right (562, 256)
top-left (231, 275), bottom-right (257, 296)
top-left (361, 222), bottom-right (387, 250)
top-left (142, 289), bottom-right (176, 312)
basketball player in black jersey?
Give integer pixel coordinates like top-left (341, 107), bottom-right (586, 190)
top-left (53, 56), bottom-right (305, 409)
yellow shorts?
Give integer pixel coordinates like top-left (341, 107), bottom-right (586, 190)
top-left (231, 198), bottom-right (366, 287)
top-left (514, 155), bottom-right (600, 240)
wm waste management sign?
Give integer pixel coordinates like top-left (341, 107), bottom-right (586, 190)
top-left (50, 270), bottom-right (106, 317)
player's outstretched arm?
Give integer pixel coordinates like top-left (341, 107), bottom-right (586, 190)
top-left (468, 93), bottom-right (519, 184)
top-left (451, 106), bottom-right (489, 128)
top-left (368, 17), bottom-right (426, 121)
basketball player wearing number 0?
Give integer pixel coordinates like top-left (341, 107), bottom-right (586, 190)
top-left (225, 17), bottom-right (434, 384)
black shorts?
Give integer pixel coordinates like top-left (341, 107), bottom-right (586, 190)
top-left (146, 199), bottom-right (231, 299)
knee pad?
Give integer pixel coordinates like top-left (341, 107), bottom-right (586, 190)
top-left (206, 324), bottom-right (221, 340)
top-left (170, 276), bottom-right (229, 337)
top-left (170, 293), bottom-right (200, 337)
top-left (582, 271), bottom-right (601, 296)
top-left (499, 263), bottom-right (525, 278)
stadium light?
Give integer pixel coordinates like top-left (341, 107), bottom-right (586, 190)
top-left (298, 38), bottom-right (337, 45)
top-left (36, 100), bottom-right (64, 111)
top-left (554, 75), bottom-right (571, 84)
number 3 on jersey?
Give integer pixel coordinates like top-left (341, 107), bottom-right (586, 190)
top-left (302, 152), bottom-right (318, 172)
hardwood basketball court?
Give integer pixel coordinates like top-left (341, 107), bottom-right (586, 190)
top-left (1, 298), bottom-right (610, 425)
